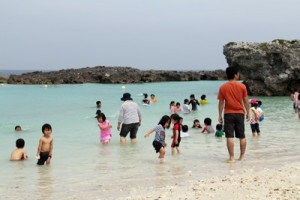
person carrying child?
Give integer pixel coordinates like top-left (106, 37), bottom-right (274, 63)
top-left (170, 113), bottom-right (181, 155)
top-left (36, 123), bottom-right (53, 165)
top-left (10, 138), bottom-right (28, 161)
top-left (144, 115), bottom-right (171, 160)
top-left (97, 113), bottom-right (112, 144)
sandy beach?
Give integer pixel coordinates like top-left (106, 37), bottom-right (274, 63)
top-left (122, 162), bottom-right (300, 200)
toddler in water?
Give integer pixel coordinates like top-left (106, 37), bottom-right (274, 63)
top-left (215, 124), bottom-right (224, 137)
top-left (170, 113), bottom-right (181, 155)
top-left (176, 102), bottom-right (182, 113)
top-left (250, 101), bottom-right (260, 136)
top-left (199, 94), bottom-right (208, 105)
top-left (181, 125), bottom-right (189, 138)
top-left (202, 118), bottom-right (214, 133)
top-left (192, 119), bottom-right (202, 129)
top-left (10, 138), bottom-right (28, 161)
top-left (170, 101), bottom-right (176, 114)
top-left (97, 113), bottom-right (112, 144)
top-left (36, 123), bottom-right (53, 165)
top-left (144, 115), bottom-right (170, 160)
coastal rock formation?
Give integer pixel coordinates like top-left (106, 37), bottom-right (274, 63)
top-left (0, 76), bottom-right (7, 83)
top-left (7, 66), bottom-right (226, 84)
top-left (224, 39), bottom-right (300, 96)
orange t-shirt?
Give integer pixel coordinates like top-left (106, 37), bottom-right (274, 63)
top-left (218, 81), bottom-right (248, 114)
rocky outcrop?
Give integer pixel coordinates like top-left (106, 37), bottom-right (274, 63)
top-left (224, 39), bottom-right (300, 96)
top-left (0, 76), bottom-right (7, 83)
top-left (7, 66), bottom-right (226, 84)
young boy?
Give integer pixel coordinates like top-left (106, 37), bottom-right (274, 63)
top-left (202, 118), bottom-right (214, 133)
top-left (10, 138), bottom-right (28, 161)
top-left (189, 94), bottom-right (199, 111)
top-left (36, 123), bottom-right (53, 165)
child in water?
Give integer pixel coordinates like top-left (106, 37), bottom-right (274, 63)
top-left (36, 123), bottom-right (53, 165)
top-left (189, 94), bottom-right (199, 111)
top-left (142, 93), bottom-right (150, 104)
top-left (250, 101), bottom-right (260, 136)
top-left (176, 102), bottom-right (182, 113)
top-left (202, 118), bottom-right (214, 133)
top-left (97, 113), bottom-right (112, 144)
top-left (170, 101), bottom-right (176, 114)
top-left (10, 138), bottom-right (28, 161)
top-left (15, 125), bottom-right (22, 132)
top-left (144, 115), bottom-right (170, 160)
top-left (192, 119), bottom-right (202, 129)
top-left (170, 113), bottom-right (181, 155)
top-left (181, 125), bottom-right (189, 138)
top-left (182, 99), bottom-right (191, 114)
top-left (199, 94), bottom-right (208, 105)
top-left (150, 94), bottom-right (157, 103)
top-left (215, 124), bottom-right (225, 137)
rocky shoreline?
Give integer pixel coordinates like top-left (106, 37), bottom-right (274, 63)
top-left (4, 39), bottom-right (300, 96)
top-left (6, 66), bottom-right (226, 84)
top-left (224, 39), bottom-right (300, 96)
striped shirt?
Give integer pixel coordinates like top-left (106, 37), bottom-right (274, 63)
top-left (118, 100), bottom-right (142, 124)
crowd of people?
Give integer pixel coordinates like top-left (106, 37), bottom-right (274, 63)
top-left (14, 66), bottom-right (300, 165)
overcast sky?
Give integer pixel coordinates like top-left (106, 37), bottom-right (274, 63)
top-left (0, 0), bottom-right (299, 71)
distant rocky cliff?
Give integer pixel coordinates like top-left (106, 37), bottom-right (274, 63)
top-left (0, 76), bottom-right (6, 83)
top-left (7, 66), bottom-right (226, 84)
top-left (224, 39), bottom-right (300, 96)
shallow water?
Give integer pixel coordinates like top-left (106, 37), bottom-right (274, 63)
top-left (0, 81), bottom-right (299, 199)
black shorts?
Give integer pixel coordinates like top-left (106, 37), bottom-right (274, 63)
top-left (224, 114), bottom-right (245, 139)
top-left (250, 123), bottom-right (260, 133)
top-left (152, 141), bottom-right (164, 153)
top-left (37, 151), bottom-right (51, 165)
top-left (119, 123), bottom-right (139, 139)
top-left (171, 137), bottom-right (181, 148)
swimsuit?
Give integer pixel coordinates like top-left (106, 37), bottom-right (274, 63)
top-left (37, 151), bottom-right (51, 165)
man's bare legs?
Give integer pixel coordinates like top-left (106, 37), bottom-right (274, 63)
top-left (226, 138), bottom-right (235, 162)
top-left (227, 137), bottom-right (246, 162)
top-left (238, 138), bottom-right (246, 161)
top-left (120, 136), bottom-right (126, 144)
top-left (130, 138), bottom-right (137, 144)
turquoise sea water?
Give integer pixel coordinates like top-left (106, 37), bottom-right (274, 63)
top-left (0, 81), bottom-right (299, 199)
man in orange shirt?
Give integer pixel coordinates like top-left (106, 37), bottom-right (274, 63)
top-left (218, 66), bottom-right (250, 162)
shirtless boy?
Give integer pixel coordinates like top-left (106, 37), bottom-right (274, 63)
top-left (10, 138), bottom-right (28, 161)
top-left (36, 123), bottom-right (53, 165)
